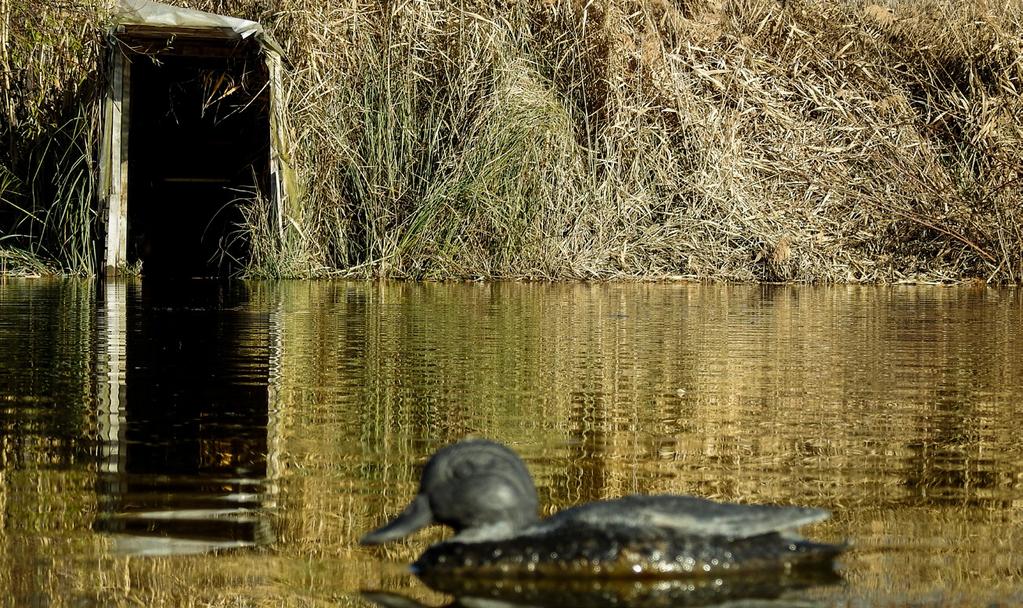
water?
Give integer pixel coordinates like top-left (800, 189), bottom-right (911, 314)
top-left (1, 279), bottom-right (1021, 606)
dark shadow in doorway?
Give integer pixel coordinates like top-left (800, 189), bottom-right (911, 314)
top-left (127, 46), bottom-right (270, 278)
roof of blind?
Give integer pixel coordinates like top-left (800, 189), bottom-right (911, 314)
top-left (112, 0), bottom-right (285, 57)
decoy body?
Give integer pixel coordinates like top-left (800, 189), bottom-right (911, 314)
top-left (361, 439), bottom-right (844, 578)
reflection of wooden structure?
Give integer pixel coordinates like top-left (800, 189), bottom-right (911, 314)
top-left (98, 0), bottom-right (295, 276)
top-left (95, 281), bottom-right (282, 554)
top-left (97, 281), bottom-right (128, 496)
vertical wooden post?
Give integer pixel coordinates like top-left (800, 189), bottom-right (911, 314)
top-left (98, 47), bottom-right (112, 259)
top-left (104, 50), bottom-right (130, 275)
top-left (265, 50), bottom-right (286, 239)
top-left (119, 60), bottom-right (131, 266)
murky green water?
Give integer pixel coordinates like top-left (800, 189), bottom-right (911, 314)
top-left (1, 279), bottom-right (1021, 606)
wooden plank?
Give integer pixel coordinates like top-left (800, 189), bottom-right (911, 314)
top-left (98, 46), bottom-right (113, 264)
top-left (117, 24), bottom-right (241, 41)
top-left (114, 26), bottom-right (255, 61)
top-left (266, 52), bottom-right (285, 240)
top-left (117, 56), bottom-right (130, 267)
top-left (104, 51), bottom-right (124, 275)
top-left (118, 39), bottom-right (249, 59)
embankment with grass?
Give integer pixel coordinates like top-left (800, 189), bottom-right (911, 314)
top-left (2, 0), bottom-right (1022, 281)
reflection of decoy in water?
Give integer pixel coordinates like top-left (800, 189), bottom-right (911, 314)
top-left (364, 566), bottom-right (842, 608)
top-left (361, 439), bottom-right (846, 579)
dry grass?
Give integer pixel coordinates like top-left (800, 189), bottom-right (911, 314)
top-left (0, 0), bottom-right (104, 275)
top-left (2, 0), bottom-right (1022, 281)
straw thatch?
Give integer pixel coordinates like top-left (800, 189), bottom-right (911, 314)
top-left (2, 0), bottom-right (1022, 281)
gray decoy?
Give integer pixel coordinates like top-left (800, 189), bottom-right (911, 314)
top-left (361, 439), bottom-right (845, 578)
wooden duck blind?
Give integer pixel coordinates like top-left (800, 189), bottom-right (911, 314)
top-left (100, 0), bottom-right (293, 277)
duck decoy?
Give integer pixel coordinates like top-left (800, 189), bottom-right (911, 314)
top-left (360, 439), bottom-right (845, 578)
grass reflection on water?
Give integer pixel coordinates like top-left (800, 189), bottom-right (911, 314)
top-left (0, 280), bottom-right (1021, 606)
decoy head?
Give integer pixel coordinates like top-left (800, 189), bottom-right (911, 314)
top-left (360, 439), bottom-right (540, 545)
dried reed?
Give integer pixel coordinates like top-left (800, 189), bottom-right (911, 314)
top-left (0, 0), bottom-right (104, 275)
top-left (2, 0), bottom-right (1022, 282)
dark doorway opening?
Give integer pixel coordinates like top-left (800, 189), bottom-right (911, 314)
top-left (127, 41), bottom-right (270, 278)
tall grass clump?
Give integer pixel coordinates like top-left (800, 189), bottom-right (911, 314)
top-left (263, 0), bottom-right (1023, 282)
top-left (5, 0), bottom-right (1023, 281)
top-left (277, 1), bottom-right (580, 278)
top-left (234, 185), bottom-right (323, 278)
top-left (1, 0), bottom-right (107, 275)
